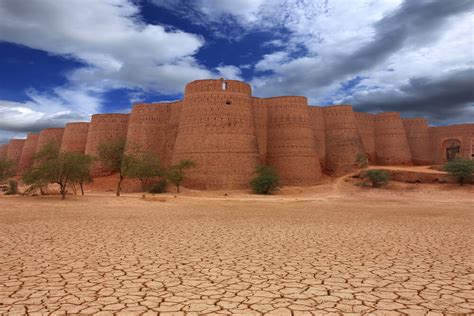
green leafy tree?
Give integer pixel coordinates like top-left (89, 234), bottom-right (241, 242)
top-left (22, 142), bottom-right (93, 199)
top-left (250, 165), bottom-right (280, 194)
top-left (166, 159), bottom-right (196, 193)
top-left (127, 151), bottom-right (163, 191)
top-left (443, 158), bottom-right (474, 186)
top-left (362, 169), bottom-right (391, 188)
top-left (96, 139), bottom-right (135, 196)
top-left (0, 158), bottom-right (15, 183)
top-left (67, 152), bottom-right (94, 195)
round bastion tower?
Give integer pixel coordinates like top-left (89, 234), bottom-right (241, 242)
top-left (172, 79), bottom-right (260, 189)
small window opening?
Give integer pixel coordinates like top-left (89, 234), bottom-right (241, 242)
top-left (225, 100), bottom-right (232, 105)
top-left (222, 81), bottom-right (227, 90)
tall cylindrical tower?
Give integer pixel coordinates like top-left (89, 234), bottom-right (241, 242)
top-left (374, 112), bottom-right (412, 165)
top-left (60, 122), bottom-right (90, 153)
top-left (309, 106), bottom-right (326, 167)
top-left (252, 98), bottom-right (269, 164)
top-left (266, 97), bottom-right (321, 185)
top-left (6, 139), bottom-right (25, 173)
top-left (85, 114), bottom-right (129, 176)
top-left (0, 144), bottom-right (8, 160)
top-left (172, 79), bottom-right (259, 189)
top-left (402, 118), bottom-right (433, 165)
top-left (36, 128), bottom-right (65, 153)
top-left (355, 112), bottom-right (376, 163)
top-left (18, 133), bottom-right (39, 173)
top-left (323, 105), bottom-right (365, 175)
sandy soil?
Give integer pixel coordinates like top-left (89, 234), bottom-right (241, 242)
top-left (0, 177), bottom-right (473, 315)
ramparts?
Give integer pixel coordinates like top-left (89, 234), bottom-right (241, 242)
top-left (2, 79), bottom-right (473, 189)
top-left (60, 122), bottom-right (90, 153)
top-left (18, 133), bottom-right (39, 173)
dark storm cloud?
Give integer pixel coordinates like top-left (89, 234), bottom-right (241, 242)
top-left (351, 68), bottom-right (474, 123)
top-left (256, 0), bottom-right (473, 96)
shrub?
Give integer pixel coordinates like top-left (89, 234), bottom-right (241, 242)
top-left (0, 158), bottom-right (15, 182)
top-left (149, 179), bottom-right (168, 194)
top-left (443, 158), bottom-right (474, 186)
top-left (5, 180), bottom-right (18, 195)
top-left (362, 169), bottom-right (391, 188)
top-left (355, 153), bottom-right (369, 168)
top-left (166, 159), bottom-right (196, 193)
top-left (250, 165), bottom-right (280, 194)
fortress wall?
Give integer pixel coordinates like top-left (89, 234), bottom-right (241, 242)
top-left (309, 106), bottom-right (326, 166)
top-left (355, 112), bottom-right (376, 163)
top-left (323, 105), bottom-right (365, 175)
top-left (0, 144), bottom-right (8, 160)
top-left (265, 97), bottom-right (321, 185)
top-left (18, 133), bottom-right (39, 173)
top-left (252, 98), bottom-right (269, 164)
top-left (172, 79), bottom-right (259, 189)
top-left (36, 128), bottom-right (65, 153)
top-left (60, 122), bottom-right (90, 153)
top-left (402, 118), bottom-right (433, 165)
top-left (85, 114), bottom-right (130, 176)
top-left (126, 102), bottom-right (171, 164)
top-left (163, 101), bottom-right (183, 167)
top-left (374, 112), bottom-right (412, 165)
top-left (429, 124), bottom-right (474, 164)
top-left (6, 139), bottom-right (25, 173)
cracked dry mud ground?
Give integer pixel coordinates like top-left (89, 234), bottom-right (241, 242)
top-left (0, 186), bottom-right (473, 315)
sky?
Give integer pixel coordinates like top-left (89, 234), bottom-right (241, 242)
top-left (0, 0), bottom-right (473, 143)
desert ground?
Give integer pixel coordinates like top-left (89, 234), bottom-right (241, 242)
top-left (0, 175), bottom-right (473, 315)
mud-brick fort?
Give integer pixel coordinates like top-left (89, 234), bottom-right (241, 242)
top-left (1, 79), bottom-right (473, 189)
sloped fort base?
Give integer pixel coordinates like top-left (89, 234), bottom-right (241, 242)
top-left (2, 79), bottom-right (473, 189)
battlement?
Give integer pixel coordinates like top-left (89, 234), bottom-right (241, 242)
top-left (184, 79), bottom-right (252, 96)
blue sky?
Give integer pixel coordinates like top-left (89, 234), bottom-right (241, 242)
top-left (0, 0), bottom-right (473, 143)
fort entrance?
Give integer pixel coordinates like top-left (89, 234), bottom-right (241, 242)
top-left (442, 139), bottom-right (461, 162)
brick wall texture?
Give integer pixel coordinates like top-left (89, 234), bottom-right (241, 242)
top-left (3, 79), bottom-right (474, 189)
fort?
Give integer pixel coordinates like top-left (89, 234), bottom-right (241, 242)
top-left (1, 79), bottom-right (473, 189)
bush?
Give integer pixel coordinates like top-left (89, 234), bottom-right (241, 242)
top-left (443, 158), bottom-right (474, 185)
top-left (362, 169), bottom-right (390, 188)
top-left (250, 165), bottom-right (280, 194)
top-left (5, 180), bottom-right (18, 195)
top-left (355, 153), bottom-right (369, 168)
top-left (149, 179), bottom-right (168, 194)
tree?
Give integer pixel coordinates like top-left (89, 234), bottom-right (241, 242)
top-left (127, 151), bottom-right (163, 191)
top-left (96, 139), bottom-right (135, 196)
top-left (0, 158), bottom-right (15, 183)
top-left (22, 142), bottom-right (93, 199)
top-left (355, 153), bottom-right (369, 169)
top-left (166, 159), bottom-right (196, 193)
top-left (362, 169), bottom-right (391, 188)
top-left (250, 165), bottom-right (280, 194)
top-left (67, 152), bottom-right (94, 195)
top-left (443, 158), bottom-right (474, 186)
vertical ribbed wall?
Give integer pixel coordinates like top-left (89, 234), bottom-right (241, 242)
top-left (36, 128), bottom-right (65, 153)
top-left (252, 98), bottom-right (269, 164)
top-left (172, 79), bottom-right (259, 189)
top-left (0, 144), bottom-right (8, 160)
top-left (402, 118), bottom-right (433, 165)
top-left (355, 112), bottom-right (376, 163)
top-left (126, 103), bottom-right (171, 166)
top-left (309, 106), bottom-right (326, 167)
top-left (374, 113), bottom-right (412, 165)
top-left (6, 139), bottom-right (25, 173)
top-left (18, 133), bottom-right (39, 173)
top-left (163, 101), bottom-right (183, 167)
top-left (60, 122), bottom-right (90, 153)
top-left (266, 97), bottom-right (321, 185)
top-left (323, 105), bottom-right (365, 175)
top-left (85, 114), bottom-right (130, 176)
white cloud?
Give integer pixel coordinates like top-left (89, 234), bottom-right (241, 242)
top-left (216, 65), bottom-right (243, 81)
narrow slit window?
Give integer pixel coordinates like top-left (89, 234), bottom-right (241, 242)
top-left (222, 81), bottom-right (227, 90)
